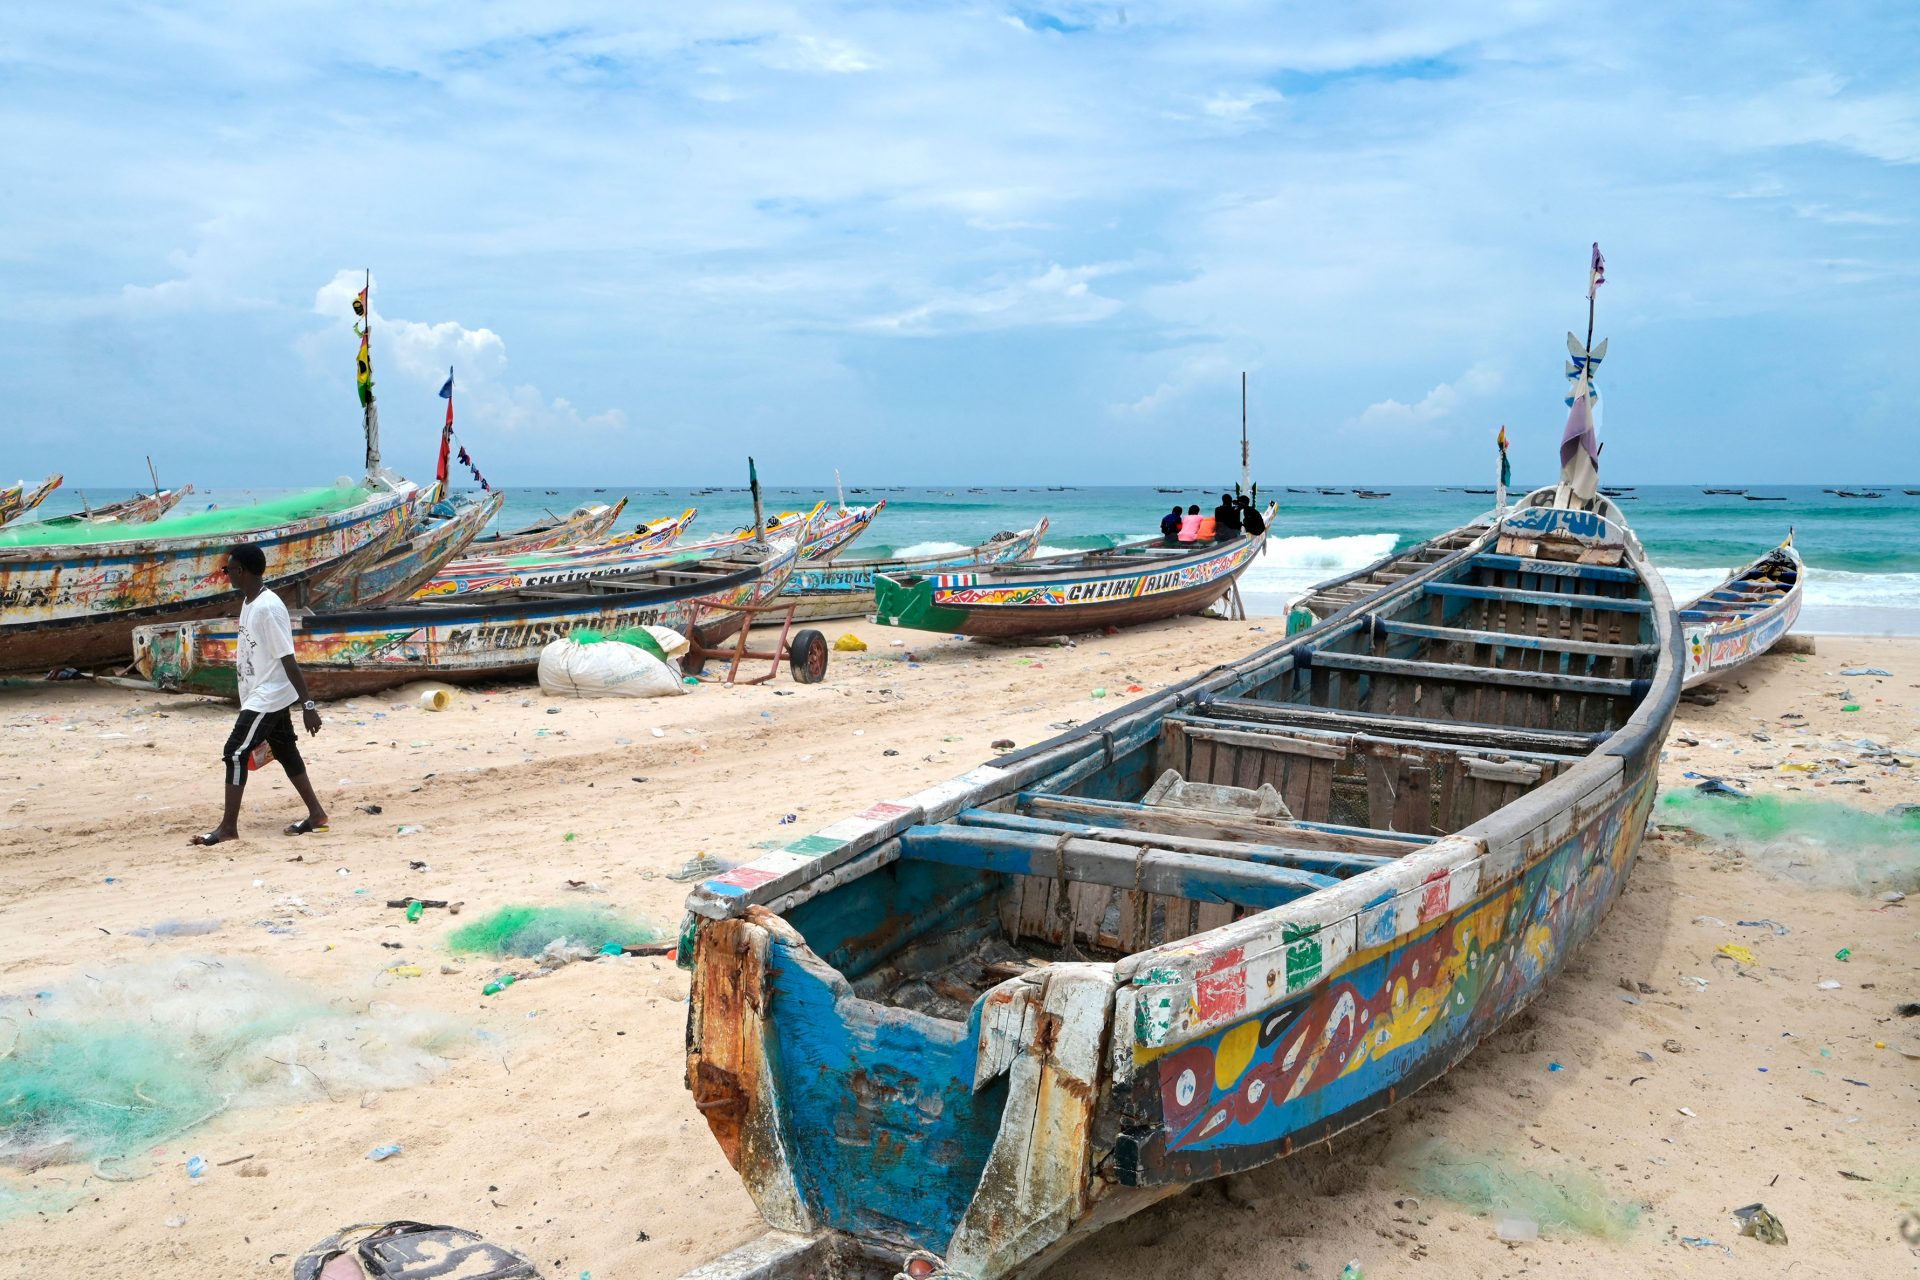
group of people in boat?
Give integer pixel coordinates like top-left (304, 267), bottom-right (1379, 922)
top-left (1161, 493), bottom-right (1266, 545)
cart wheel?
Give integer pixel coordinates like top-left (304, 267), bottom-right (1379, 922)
top-left (789, 629), bottom-right (829, 684)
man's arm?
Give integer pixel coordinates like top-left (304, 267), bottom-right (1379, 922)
top-left (281, 655), bottom-right (322, 735)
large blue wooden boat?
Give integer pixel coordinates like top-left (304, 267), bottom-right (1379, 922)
top-left (678, 487), bottom-right (1679, 1279)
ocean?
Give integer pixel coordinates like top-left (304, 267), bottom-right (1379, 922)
top-left (31, 481), bottom-right (1920, 635)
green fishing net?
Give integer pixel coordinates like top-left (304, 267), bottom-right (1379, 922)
top-left (0, 960), bottom-right (463, 1169)
top-left (567, 626), bottom-right (668, 660)
top-left (1403, 1141), bottom-right (1640, 1239)
top-left (0, 485), bottom-right (377, 548)
top-left (445, 905), bottom-right (666, 958)
top-left (1659, 792), bottom-right (1920, 894)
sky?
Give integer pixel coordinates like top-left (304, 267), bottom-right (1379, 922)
top-left (3, 2), bottom-right (1916, 487)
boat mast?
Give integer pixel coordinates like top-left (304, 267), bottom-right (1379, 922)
top-left (1239, 372), bottom-right (1251, 498)
top-left (145, 454), bottom-right (160, 497)
top-left (749, 456), bottom-right (766, 543)
top-left (360, 268), bottom-right (383, 483)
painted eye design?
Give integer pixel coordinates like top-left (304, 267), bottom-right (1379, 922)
top-left (1175, 1069), bottom-right (1197, 1107)
top-left (1160, 1042), bottom-right (1215, 1130)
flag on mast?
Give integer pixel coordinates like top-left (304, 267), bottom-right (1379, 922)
top-left (1496, 425), bottom-right (1510, 488)
top-left (435, 368), bottom-right (455, 494)
top-left (1588, 242), bottom-right (1606, 299)
top-left (354, 279), bottom-right (374, 409)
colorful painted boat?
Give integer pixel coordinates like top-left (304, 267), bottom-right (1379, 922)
top-left (1679, 535), bottom-right (1802, 689)
top-left (872, 511), bottom-right (1272, 638)
top-left (774, 519), bottom-right (1050, 623)
top-left (0, 483), bottom-right (417, 673)
top-left (132, 525), bottom-right (809, 701)
top-left (0, 475), bottom-right (64, 528)
top-left (798, 500), bottom-right (886, 562)
top-left (305, 490), bottom-right (506, 610)
top-left (36, 484), bottom-right (194, 529)
top-left (677, 489), bottom-right (1679, 1279)
top-left (462, 497), bottom-right (630, 557)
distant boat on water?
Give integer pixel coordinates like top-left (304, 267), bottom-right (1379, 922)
top-left (1836, 490), bottom-right (1884, 499)
top-left (1354, 489), bottom-right (1391, 499)
top-left (1702, 488), bottom-right (1746, 495)
top-left (1744, 495), bottom-right (1787, 501)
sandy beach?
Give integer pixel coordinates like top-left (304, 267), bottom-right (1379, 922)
top-left (1, 623), bottom-right (1915, 1277)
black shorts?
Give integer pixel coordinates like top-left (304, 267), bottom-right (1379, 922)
top-left (223, 706), bottom-right (305, 785)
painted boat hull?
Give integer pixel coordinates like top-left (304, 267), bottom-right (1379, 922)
top-left (771, 520), bottom-right (1050, 623)
top-left (305, 491), bottom-right (505, 610)
top-left (678, 493), bottom-right (1680, 1278)
top-left (873, 530), bottom-right (1265, 638)
top-left (133, 530), bottom-right (807, 700)
top-left (0, 486), bottom-right (415, 672)
top-left (0, 475), bottom-right (64, 528)
top-left (463, 497), bottom-right (629, 557)
top-left (800, 501), bottom-right (886, 562)
top-left (1679, 543), bottom-right (1803, 689)
top-left (38, 485), bottom-right (192, 528)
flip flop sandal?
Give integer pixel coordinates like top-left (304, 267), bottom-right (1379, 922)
top-left (189, 830), bottom-right (233, 847)
top-left (286, 819), bottom-right (332, 836)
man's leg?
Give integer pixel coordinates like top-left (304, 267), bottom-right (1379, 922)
top-left (269, 711), bottom-right (328, 830)
top-left (196, 712), bottom-right (261, 844)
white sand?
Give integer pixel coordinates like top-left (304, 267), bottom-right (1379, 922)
top-left (0, 627), bottom-right (1915, 1276)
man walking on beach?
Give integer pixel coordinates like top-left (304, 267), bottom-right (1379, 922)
top-left (189, 544), bottom-right (328, 846)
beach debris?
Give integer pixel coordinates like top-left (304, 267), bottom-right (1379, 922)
top-left (128, 918), bottom-right (222, 938)
top-left (991, 738), bottom-right (1016, 751)
top-left (386, 898), bottom-right (458, 914)
top-left (1658, 793), bottom-right (1920, 895)
top-left (292, 1220), bottom-right (544, 1280)
top-left (1839, 667), bottom-right (1890, 677)
top-left (186, 1155), bottom-right (206, 1179)
top-left (1834, 947), bottom-right (1851, 962)
top-left (1495, 1214), bottom-right (1539, 1242)
top-left (1736, 919), bottom-right (1790, 935)
top-left (667, 853), bottom-right (732, 882)
top-left (1401, 1141), bottom-right (1638, 1239)
top-left (1692, 777), bottom-right (1746, 798)
top-left (1678, 1236), bottom-right (1729, 1254)
top-left (395, 825), bottom-right (423, 837)
top-left (883, 748), bottom-right (899, 756)
top-left (1714, 943), bottom-right (1757, 966)
top-left (1691, 915), bottom-right (1726, 927)
top-left (384, 965), bottom-right (423, 979)
top-left (1662, 1039), bottom-right (1684, 1054)
top-left (1838, 1170), bottom-right (1872, 1181)
top-left (449, 904), bottom-right (665, 959)
top-left (1732, 1202), bottom-right (1787, 1245)
top-left (833, 633), bottom-right (867, 652)
top-left (359, 803), bottom-right (383, 815)
top-left (1340, 1262), bottom-right (1363, 1280)
top-left (1816, 979), bottom-right (1843, 990)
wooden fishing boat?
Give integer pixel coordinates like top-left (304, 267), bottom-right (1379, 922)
top-left (463, 497), bottom-right (630, 557)
top-left (0, 475), bottom-right (63, 528)
top-left (773, 519), bottom-right (1050, 623)
top-left (132, 526), bottom-right (809, 700)
top-left (0, 483), bottom-right (417, 673)
top-left (800, 500), bottom-right (887, 562)
top-left (410, 508), bottom-right (813, 599)
top-left (677, 489), bottom-right (1679, 1279)
top-left (1291, 524), bottom-right (1488, 625)
top-left (36, 484), bottom-right (193, 528)
top-left (1679, 535), bottom-right (1802, 689)
top-left (305, 490), bottom-right (505, 610)
top-left (872, 511), bottom-right (1272, 638)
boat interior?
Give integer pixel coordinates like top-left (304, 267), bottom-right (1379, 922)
top-left (1679, 547), bottom-right (1797, 626)
top-left (717, 509), bottom-right (1668, 1246)
top-left (777, 514), bottom-right (1664, 1021)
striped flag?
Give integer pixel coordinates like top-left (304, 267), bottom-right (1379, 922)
top-left (436, 368), bottom-right (455, 490)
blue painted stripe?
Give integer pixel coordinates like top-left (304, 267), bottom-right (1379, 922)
top-left (1425, 582), bottom-right (1651, 613)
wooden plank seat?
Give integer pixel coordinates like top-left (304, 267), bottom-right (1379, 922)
top-left (1197, 695), bottom-right (1607, 754)
top-left (1424, 582), bottom-right (1653, 613)
top-left (1296, 649), bottom-right (1641, 697)
top-left (1017, 791), bottom-right (1435, 850)
top-left (953, 806), bottom-right (1398, 879)
top-left (896, 824), bottom-right (1340, 908)
top-left (1164, 712), bottom-right (1585, 766)
top-left (1360, 618), bottom-right (1655, 660)
top-left (1469, 553), bottom-right (1640, 583)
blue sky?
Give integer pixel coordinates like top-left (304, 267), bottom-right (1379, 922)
top-left (3, 2), bottom-right (1915, 485)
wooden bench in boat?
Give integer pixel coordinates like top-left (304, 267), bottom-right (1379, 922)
top-left (1293, 649), bottom-right (1640, 697)
top-left (1469, 552), bottom-right (1641, 584)
top-left (1424, 582), bottom-right (1651, 612)
top-left (1356, 617), bottom-right (1655, 661)
top-left (1197, 695), bottom-right (1606, 753)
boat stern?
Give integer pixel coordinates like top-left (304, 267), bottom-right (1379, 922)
top-left (872, 574), bottom-right (969, 632)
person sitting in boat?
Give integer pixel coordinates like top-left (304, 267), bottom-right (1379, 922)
top-left (1178, 504), bottom-right (1203, 543)
top-left (1213, 494), bottom-right (1242, 542)
top-left (1160, 505), bottom-right (1184, 544)
top-left (1195, 506), bottom-right (1217, 541)
top-left (1237, 494), bottom-right (1267, 537)
top-left (190, 544), bottom-right (329, 847)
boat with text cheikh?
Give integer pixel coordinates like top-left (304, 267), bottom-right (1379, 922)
top-left (1678, 533), bottom-right (1803, 689)
top-left (772, 518), bottom-right (1050, 624)
top-left (871, 511), bottom-right (1271, 639)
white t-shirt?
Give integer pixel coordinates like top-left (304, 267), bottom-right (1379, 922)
top-left (236, 589), bottom-right (299, 713)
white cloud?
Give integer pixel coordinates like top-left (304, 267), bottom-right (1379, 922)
top-left (1350, 362), bottom-right (1503, 433)
top-left (1200, 87), bottom-right (1282, 124)
top-left (761, 34), bottom-right (875, 73)
top-left (859, 263), bottom-right (1124, 335)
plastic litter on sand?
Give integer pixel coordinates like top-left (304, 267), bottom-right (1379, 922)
top-left (1401, 1141), bottom-right (1640, 1240)
top-left (1658, 792), bottom-right (1920, 895)
top-left (445, 905), bottom-right (667, 958)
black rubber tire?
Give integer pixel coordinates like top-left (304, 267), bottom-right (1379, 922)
top-left (789, 629), bottom-right (830, 684)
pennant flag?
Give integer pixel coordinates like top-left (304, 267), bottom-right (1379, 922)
top-left (355, 326), bottom-right (373, 408)
top-left (353, 284), bottom-right (368, 317)
top-left (1497, 425), bottom-right (1511, 488)
top-left (1560, 378), bottom-right (1600, 500)
top-left (435, 367), bottom-right (455, 490)
top-left (1588, 242), bottom-right (1606, 299)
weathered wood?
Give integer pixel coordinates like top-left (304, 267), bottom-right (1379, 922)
top-left (1369, 617), bottom-right (1653, 660)
top-left (1304, 649), bottom-right (1637, 697)
top-left (1425, 581), bottom-right (1652, 613)
top-left (955, 807), bottom-right (1397, 878)
top-left (1200, 696), bottom-right (1605, 754)
top-left (1018, 792), bottom-right (1428, 855)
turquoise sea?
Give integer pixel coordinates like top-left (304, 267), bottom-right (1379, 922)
top-left (31, 481), bottom-right (1920, 635)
